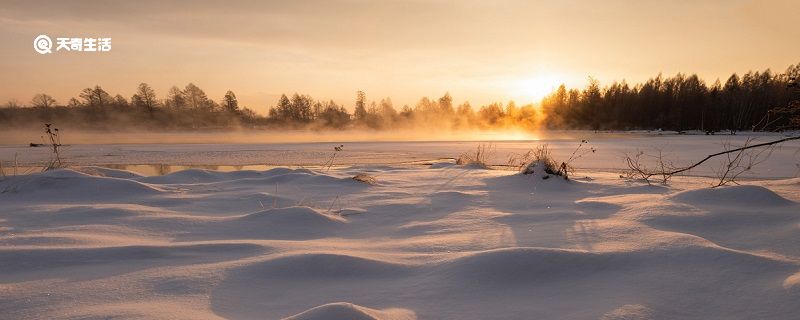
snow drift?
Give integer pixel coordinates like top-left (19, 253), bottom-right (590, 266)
top-left (1, 164), bottom-right (798, 319)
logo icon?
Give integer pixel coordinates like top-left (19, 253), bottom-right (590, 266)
top-left (33, 35), bottom-right (53, 54)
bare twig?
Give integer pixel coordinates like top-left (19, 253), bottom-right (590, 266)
top-left (711, 138), bottom-right (776, 187)
top-left (623, 148), bottom-right (679, 184)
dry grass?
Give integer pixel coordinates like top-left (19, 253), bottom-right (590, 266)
top-left (352, 173), bottom-right (377, 185)
top-left (509, 140), bottom-right (594, 180)
top-left (456, 144), bottom-right (493, 168)
top-left (509, 144), bottom-right (560, 175)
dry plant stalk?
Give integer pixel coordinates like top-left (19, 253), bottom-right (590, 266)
top-left (323, 144), bottom-right (344, 172)
top-left (43, 123), bottom-right (66, 171)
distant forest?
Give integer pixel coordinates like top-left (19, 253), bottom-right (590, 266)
top-left (2, 63), bottom-right (799, 132)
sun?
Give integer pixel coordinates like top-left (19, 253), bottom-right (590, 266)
top-left (510, 73), bottom-right (564, 103)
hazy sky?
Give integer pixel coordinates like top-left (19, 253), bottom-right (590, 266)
top-left (1, 0), bottom-right (798, 114)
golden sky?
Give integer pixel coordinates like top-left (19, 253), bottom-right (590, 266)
top-left (1, 0), bottom-right (798, 114)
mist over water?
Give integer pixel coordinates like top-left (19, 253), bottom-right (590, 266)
top-left (0, 128), bottom-right (560, 145)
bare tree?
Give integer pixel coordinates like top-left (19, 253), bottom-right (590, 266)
top-left (31, 93), bottom-right (57, 108)
top-left (67, 97), bottom-right (82, 108)
top-left (79, 86), bottom-right (112, 108)
top-left (166, 86), bottom-right (186, 109)
top-left (113, 94), bottom-right (128, 108)
top-left (131, 83), bottom-right (159, 114)
top-left (4, 99), bottom-right (21, 108)
top-left (354, 90), bottom-right (367, 121)
top-left (222, 90), bottom-right (239, 113)
top-left (184, 83), bottom-right (210, 110)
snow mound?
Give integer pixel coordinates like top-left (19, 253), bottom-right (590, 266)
top-left (47, 205), bottom-right (141, 222)
top-left (256, 170), bottom-right (343, 184)
top-left (237, 206), bottom-right (346, 226)
top-left (601, 304), bottom-right (654, 320)
top-left (430, 191), bottom-right (478, 202)
top-left (220, 207), bottom-right (348, 240)
top-left (216, 170), bottom-right (357, 188)
top-left (73, 166), bottom-right (144, 179)
top-left (4, 161), bottom-right (800, 319)
top-left (458, 162), bottom-right (490, 170)
top-left (135, 168), bottom-right (270, 184)
top-left (671, 185), bottom-right (793, 207)
top-left (0, 169), bottom-right (163, 201)
top-left (574, 200), bottom-right (622, 214)
top-left (429, 161), bottom-right (456, 169)
top-left (520, 160), bottom-right (559, 179)
top-left (440, 247), bottom-right (623, 283)
top-left (133, 168), bottom-right (358, 193)
top-left (439, 245), bottom-right (794, 285)
top-left (485, 172), bottom-right (580, 196)
top-left (241, 253), bottom-right (411, 278)
top-left (284, 302), bottom-right (416, 320)
top-left (785, 271), bottom-right (800, 290)
top-left (0, 242), bottom-right (262, 274)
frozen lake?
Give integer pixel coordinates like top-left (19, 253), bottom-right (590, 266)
top-left (2, 131), bottom-right (800, 319)
top-left (2, 131), bottom-right (799, 178)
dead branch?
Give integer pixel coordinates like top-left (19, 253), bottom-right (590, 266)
top-left (665, 135), bottom-right (798, 177)
top-left (624, 135), bottom-right (799, 185)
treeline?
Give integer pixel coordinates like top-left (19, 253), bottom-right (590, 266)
top-left (541, 65), bottom-right (800, 131)
top-left (1, 63), bottom-right (799, 132)
top-left (1, 83), bottom-right (263, 130)
top-left (265, 90), bottom-right (544, 131)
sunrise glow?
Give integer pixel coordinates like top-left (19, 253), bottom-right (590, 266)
top-left (510, 73), bottom-right (565, 103)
